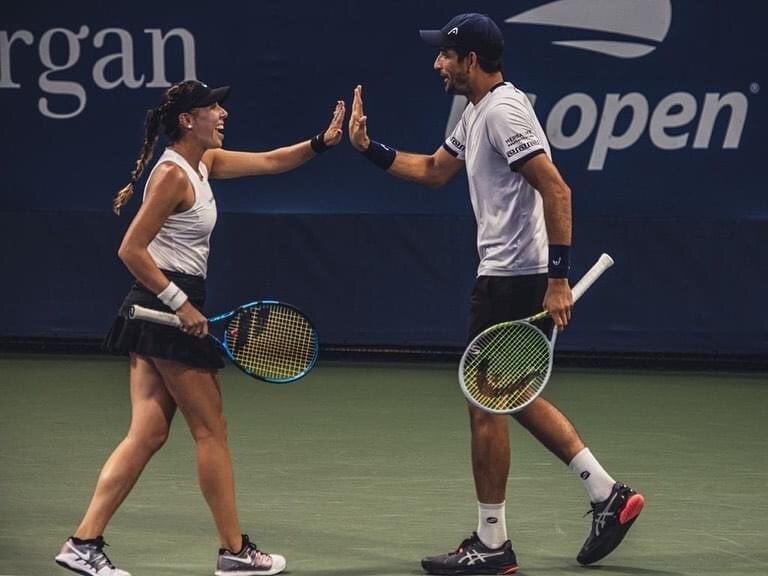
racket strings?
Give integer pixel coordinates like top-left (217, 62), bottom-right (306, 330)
top-left (463, 323), bottom-right (551, 411)
top-left (225, 304), bottom-right (317, 380)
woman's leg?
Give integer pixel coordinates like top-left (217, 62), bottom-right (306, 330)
top-left (151, 358), bottom-right (242, 552)
top-left (75, 354), bottom-right (176, 538)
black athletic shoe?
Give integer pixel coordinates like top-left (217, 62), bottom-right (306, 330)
top-left (577, 482), bottom-right (645, 565)
top-left (421, 532), bottom-right (519, 575)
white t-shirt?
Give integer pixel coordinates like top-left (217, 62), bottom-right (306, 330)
top-left (143, 148), bottom-right (218, 278)
top-left (444, 82), bottom-right (550, 277)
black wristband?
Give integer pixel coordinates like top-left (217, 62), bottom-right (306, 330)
top-left (548, 244), bottom-right (571, 278)
top-left (362, 140), bottom-right (397, 170)
top-left (310, 132), bottom-right (329, 154)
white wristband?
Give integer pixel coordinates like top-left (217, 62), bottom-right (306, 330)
top-left (156, 281), bottom-right (188, 311)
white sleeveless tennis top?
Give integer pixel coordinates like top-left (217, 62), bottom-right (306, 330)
top-left (143, 148), bottom-right (218, 278)
top-left (444, 82), bottom-right (550, 277)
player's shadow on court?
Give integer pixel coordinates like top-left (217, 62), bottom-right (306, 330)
top-left (296, 564), bottom-right (423, 576)
top-left (560, 565), bottom-right (684, 575)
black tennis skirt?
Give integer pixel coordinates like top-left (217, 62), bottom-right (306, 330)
top-left (102, 270), bottom-right (225, 370)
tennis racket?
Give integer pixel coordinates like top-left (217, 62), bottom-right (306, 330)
top-left (459, 253), bottom-right (614, 414)
top-left (127, 301), bottom-right (319, 383)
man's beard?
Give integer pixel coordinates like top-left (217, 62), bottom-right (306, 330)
top-left (446, 81), bottom-right (470, 96)
top-left (445, 73), bottom-right (470, 96)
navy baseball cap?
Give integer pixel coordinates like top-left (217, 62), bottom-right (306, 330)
top-left (419, 13), bottom-right (504, 59)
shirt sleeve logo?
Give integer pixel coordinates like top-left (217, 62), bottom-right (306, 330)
top-left (449, 136), bottom-right (466, 151)
top-left (504, 130), bottom-right (539, 157)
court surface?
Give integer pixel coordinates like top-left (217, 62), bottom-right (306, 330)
top-left (0, 354), bottom-right (766, 576)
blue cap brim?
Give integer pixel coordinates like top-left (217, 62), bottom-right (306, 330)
top-left (419, 29), bottom-right (448, 47)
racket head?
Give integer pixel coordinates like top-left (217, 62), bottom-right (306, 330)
top-left (459, 320), bottom-right (553, 414)
top-left (219, 301), bottom-right (319, 383)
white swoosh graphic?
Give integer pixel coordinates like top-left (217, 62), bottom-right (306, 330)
top-left (505, 0), bottom-right (671, 42)
top-left (552, 40), bottom-right (657, 58)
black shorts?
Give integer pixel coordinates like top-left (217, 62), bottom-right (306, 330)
top-left (467, 274), bottom-right (554, 343)
top-left (102, 270), bottom-right (225, 370)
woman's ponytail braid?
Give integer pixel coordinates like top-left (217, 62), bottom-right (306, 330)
top-left (112, 82), bottom-right (194, 215)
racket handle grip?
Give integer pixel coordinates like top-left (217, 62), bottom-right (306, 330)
top-left (571, 253), bottom-right (614, 303)
top-left (128, 304), bottom-right (182, 327)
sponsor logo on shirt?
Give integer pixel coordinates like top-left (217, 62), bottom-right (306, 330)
top-left (449, 136), bottom-right (466, 151)
top-left (506, 140), bottom-right (538, 158)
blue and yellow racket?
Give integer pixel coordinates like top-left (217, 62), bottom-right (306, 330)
top-left (459, 254), bottom-right (614, 414)
top-left (128, 300), bottom-right (319, 383)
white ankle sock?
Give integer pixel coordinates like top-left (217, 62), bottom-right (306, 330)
top-left (568, 447), bottom-right (616, 503)
top-left (477, 501), bottom-right (507, 549)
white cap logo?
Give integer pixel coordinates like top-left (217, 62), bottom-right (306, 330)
top-left (447, 27), bottom-right (459, 35)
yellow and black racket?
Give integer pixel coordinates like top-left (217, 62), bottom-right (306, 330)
top-left (459, 254), bottom-right (614, 414)
top-left (128, 300), bottom-right (319, 383)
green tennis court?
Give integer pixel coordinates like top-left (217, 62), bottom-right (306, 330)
top-left (0, 354), bottom-right (766, 575)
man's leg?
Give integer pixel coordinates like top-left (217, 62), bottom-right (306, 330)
top-left (515, 396), bottom-right (644, 565)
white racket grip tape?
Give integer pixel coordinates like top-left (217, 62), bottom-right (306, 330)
top-left (571, 253), bottom-right (614, 303)
top-left (128, 304), bottom-right (182, 327)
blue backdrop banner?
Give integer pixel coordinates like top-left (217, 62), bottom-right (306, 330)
top-left (2, 1), bottom-right (766, 354)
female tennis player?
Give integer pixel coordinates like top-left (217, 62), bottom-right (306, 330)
top-left (55, 80), bottom-right (345, 576)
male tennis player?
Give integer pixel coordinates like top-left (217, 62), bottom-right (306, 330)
top-left (349, 13), bottom-right (644, 574)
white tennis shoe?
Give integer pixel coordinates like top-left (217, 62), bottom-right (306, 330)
top-left (215, 534), bottom-right (286, 576)
top-left (55, 536), bottom-right (131, 576)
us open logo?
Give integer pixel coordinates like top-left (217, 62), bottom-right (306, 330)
top-left (505, 0), bottom-right (671, 59)
top-left (443, 0), bottom-right (750, 170)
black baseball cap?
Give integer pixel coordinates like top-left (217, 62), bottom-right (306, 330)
top-left (171, 80), bottom-right (230, 112)
top-left (419, 13), bottom-right (504, 59)
top-left (162, 80), bottom-right (230, 132)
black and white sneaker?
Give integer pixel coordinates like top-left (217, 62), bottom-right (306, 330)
top-left (421, 532), bottom-right (519, 575)
top-left (55, 536), bottom-right (131, 576)
top-left (577, 482), bottom-right (645, 565)
top-left (215, 534), bottom-right (286, 576)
